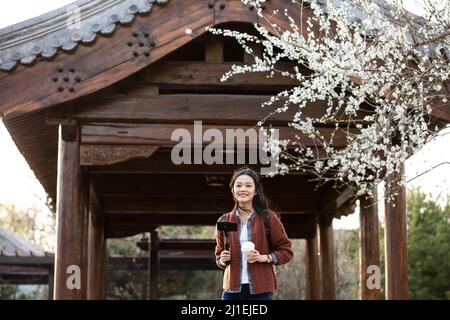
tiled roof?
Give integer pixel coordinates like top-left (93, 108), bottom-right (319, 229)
top-left (0, 226), bottom-right (46, 256)
top-left (0, 0), bottom-right (169, 71)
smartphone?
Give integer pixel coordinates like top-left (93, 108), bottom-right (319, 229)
top-left (217, 221), bottom-right (238, 233)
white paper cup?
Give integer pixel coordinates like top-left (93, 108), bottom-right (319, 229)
top-left (241, 241), bottom-right (255, 258)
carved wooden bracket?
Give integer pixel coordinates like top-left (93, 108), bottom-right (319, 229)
top-left (80, 144), bottom-right (159, 166)
top-left (61, 120), bottom-right (78, 142)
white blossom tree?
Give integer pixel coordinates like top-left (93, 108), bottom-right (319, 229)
top-left (209, 0), bottom-right (450, 200)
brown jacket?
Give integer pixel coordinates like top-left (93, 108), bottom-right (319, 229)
top-left (215, 209), bottom-right (293, 294)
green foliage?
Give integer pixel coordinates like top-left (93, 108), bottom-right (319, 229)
top-left (407, 188), bottom-right (450, 300)
top-left (0, 285), bottom-right (17, 299)
top-left (0, 285), bottom-right (48, 300)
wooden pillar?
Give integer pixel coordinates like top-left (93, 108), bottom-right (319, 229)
top-left (148, 231), bottom-right (159, 300)
top-left (47, 267), bottom-right (54, 300)
top-left (305, 236), bottom-right (320, 300)
top-left (80, 173), bottom-right (89, 299)
top-left (359, 192), bottom-right (381, 300)
top-left (384, 164), bottom-right (408, 299)
top-left (87, 181), bottom-right (106, 300)
top-left (100, 237), bottom-right (107, 300)
top-left (319, 215), bottom-right (336, 300)
top-left (54, 123), bottom-right (87, 299)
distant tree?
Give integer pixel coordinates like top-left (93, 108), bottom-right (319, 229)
top-left (335, 229), bottom-right (359, 299)
top-left (0, 284), bottom-right (17, 300)
top-left (273, 239), bottom-right (305, 300)
top-left (0, 202), bottom-right (55, 251)
top-left (407, 188), bottom-right (450, 299)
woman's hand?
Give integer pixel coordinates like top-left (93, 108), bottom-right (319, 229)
top-left (220, 250), bottom-right (231, 265)
top-left (246, 250), bottom-right (269, 263)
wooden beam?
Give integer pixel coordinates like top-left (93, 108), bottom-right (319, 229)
top-left (102, 195), bottom-right (320, 214)
top-left (106, 213), bottom-right (318, 239)
top-left (319, 215), bottom-right (336, 300)
top-left (359, 192), bottom-right (381, 300)
top-left (0, 255), bottom-right (53, 267)
top-left (305, 236), bottom-right (320, 300)
top-left (106, 212), bottom-right (318, 221)
top-left (95, 169), bottom-right (326, 195)
top-left (384, 164), bottom-right (408, 300)
top-left (54, 123), bottom-right (87, 299)
top-left (47, 94), bottom-right (370, 125)
top-left (0, 255), bottom-right (219, 277)
top-left (88, 151), bottom-right (336, 176)
top-left (79, 123), bottom-right (352, 150)
top-left (138, 239), bottom-right (216, 251)
top-left (139, 61), bottom-right (299, 86)
top-left (108, 255), bottom-right (217, 271)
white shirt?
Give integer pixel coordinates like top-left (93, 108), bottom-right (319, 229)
top-left (240, 221), bottom-right (250, 284)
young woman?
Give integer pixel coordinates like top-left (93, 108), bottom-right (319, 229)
top-left (215, 167), bottom-right (294, 300)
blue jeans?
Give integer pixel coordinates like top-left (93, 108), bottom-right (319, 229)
top-left (222, 284), bottom-right (273, 300)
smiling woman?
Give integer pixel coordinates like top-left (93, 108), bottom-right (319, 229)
top-left (214, 167), bottom-right (294, 300)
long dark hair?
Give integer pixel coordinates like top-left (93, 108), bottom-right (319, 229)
top-left (229, 167), bottom-right (272, 217)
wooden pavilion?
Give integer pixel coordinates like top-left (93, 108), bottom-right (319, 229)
top-left (0, 237), bottom-right (218, 300)
top-left (1, 0), bottom-right (449, 300)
